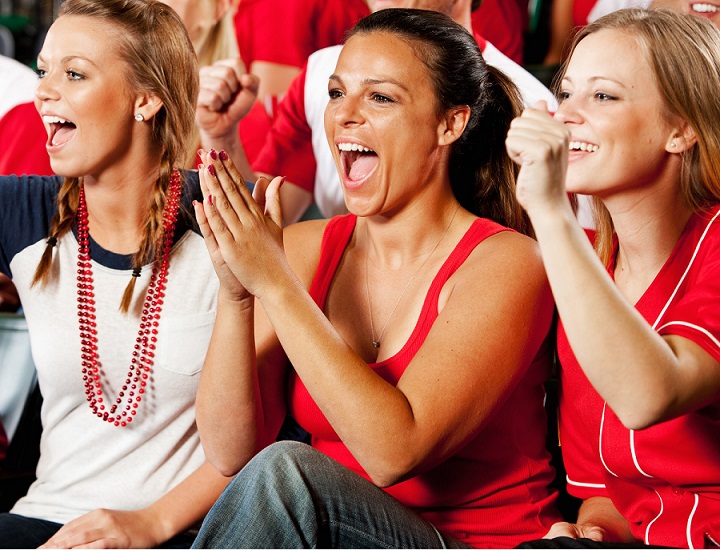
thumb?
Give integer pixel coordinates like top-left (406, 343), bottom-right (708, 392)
top-left (265, 176), bottom-right (286, 227)
top-left (251, 176), bottom-right (270, 209)
top-left (531, 99), bottom-right (550, 113)
top-left (583, 526), bottom-right (607, 542)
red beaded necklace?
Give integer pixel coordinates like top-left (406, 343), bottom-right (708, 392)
top-left (76, 170), bottom-right (182, 426)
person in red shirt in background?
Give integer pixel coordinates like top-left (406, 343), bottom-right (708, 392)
top-left (471, 0), bottom-right (528, 64)
top-left (234, 0), bottom-right (370, 106)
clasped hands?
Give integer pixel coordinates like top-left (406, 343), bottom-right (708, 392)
top-left (194, 148), bottom-right (286, 302)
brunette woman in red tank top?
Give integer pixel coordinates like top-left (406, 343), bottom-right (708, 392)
top-left (191, 9), bottom-right (562, 548)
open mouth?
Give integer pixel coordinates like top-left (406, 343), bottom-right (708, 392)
top-left (338, 142), bottom-right (378, 184)
top-left (691, 2), bottom-right (720, 14)
top-left (569, 140), bottom-right (599, 153)
top-left (43, 115), bottom-right (77, 147)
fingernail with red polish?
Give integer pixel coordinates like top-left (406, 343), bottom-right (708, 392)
top-left (219, 150), bottom-right (228, 161)
top-left (208, 164), bottom-right (216, 177)
top-left (208, 194), bottom-right (213, 206)
top-left (209, 149), bottom-right (217, 160)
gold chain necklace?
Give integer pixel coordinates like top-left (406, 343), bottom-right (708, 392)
top-left (364, 204), bottom-right (460, 349)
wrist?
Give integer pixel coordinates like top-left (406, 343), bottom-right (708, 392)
top-left (138, 506), bottom-right (174, 547)
top-left (525, 197), bottom-right (578, 236)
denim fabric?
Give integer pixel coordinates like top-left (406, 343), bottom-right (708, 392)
top-left (192, 441), bottom-right (470, 549)
top-left (0, 513), bottom-right (61, 548)
top-left (0, 512), bottom-right (194, 549)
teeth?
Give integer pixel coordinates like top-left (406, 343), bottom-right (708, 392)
top-left (569, 141), bottom-right (599, 153)
top-left (43, 115), bottom-right (70, 124)
top-left (337, 142), bottom-right (374, 153)
top-left (692, 3), bottom-right (720, 12)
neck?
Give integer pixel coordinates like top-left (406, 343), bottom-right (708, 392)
top-left (363, 196), bottom-right (464, 271)
top-left (450, 0), bottom-right (474, 33)
top-left (605, 183), bottom-right (693, 297)
top-left (82, 156), bottom-right (164, 255)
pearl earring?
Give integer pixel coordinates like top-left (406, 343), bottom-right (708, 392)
top-left (134, 113), bottom-right (144, 122)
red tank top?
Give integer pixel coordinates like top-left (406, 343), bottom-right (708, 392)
top-left (289, 214), bottom-right (562, 548)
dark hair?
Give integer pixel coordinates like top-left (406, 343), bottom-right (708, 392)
top-left (472, 0), bottom-right (482, 12)
top-left (348, 8), bottom-right (529, 234)
top-left (32, 0), bottom-right (199, 311)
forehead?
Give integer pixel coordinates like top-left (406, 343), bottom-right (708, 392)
top-left (565, 29), bottom-right (649, 84)
top-left (40, 14), bottom-right (125, 63)
top-left (337, 31), bottom-right (431, 80)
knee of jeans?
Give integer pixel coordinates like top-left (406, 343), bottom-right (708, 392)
top-left (257, 440), bottom-right (317, 471)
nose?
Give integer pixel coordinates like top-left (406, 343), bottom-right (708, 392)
top-left (35, 70), bottom-right (60, 103)
top-left (331, 92), bottom-right (364, 128)
top-left (553, 95), bottom-right (583, 125)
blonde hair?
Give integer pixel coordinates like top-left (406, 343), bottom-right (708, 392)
top-left (32, 0), bottom-right (199, 313)
top-left (194, 0), bottom-right (240, 67)
top-left (184, 0), bottom-right (241, 167)
top-left (557, 9), bottom-right (720, 264)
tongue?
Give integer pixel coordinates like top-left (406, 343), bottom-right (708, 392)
top-left (52, 125), bottom-right (76, 146)
top-left (348, 154), bottom-right (378, 182)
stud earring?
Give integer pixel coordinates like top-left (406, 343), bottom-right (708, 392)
top-left (134, 113), bottom-right (144, 122)
top-left (670, 142), bottom-right (677, 148)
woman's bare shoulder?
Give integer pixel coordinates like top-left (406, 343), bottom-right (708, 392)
top-left (283, 218), bottom-right (332, 286)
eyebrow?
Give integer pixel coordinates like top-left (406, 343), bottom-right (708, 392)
top-left (562, 75), bottom-right (627, 88)
top-left (36, 54), bottom-right (98, 68)
top-left (329, 74), bottom-right (410, 93)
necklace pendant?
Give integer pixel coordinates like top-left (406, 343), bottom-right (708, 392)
top-left (372, 340), bottom-right (380, 349)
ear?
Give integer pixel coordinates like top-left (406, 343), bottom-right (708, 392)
top-left (666, 119), bottom-right (697, 154)
top-left (133, 93), bottom-right (164, 122)
top-left (438, 105), bottom-right (471, 147)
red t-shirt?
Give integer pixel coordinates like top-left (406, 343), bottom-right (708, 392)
top-left (234, 0), bottom-right (369, 70)
top-left (0, 102), bottom-right (53, 176)
top-left (251, 62), bottom-right (315, 187)
top-left (289, 214), bottom-right (562, 548)
top-left (558, 205), bottom-right (720, 548)
top-left (472, 0), bottom-right (527, 64)
top-left (573, 0), bottom-right (597, 27)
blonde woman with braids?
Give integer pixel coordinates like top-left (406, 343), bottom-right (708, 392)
top-left (506, 9), bottom-right (720, 548)
top-left (0, 0), bottom-right (228, 547)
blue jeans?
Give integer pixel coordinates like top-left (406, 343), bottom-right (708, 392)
top-left (0, 513), bottom-right (195, 548)
top-left (0, 513), bottom-right (61, 548)
top-left (192, 441), bottom-right (470, 549)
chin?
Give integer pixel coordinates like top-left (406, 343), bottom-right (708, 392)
top-left (48, 159), bottom-right (84, 179)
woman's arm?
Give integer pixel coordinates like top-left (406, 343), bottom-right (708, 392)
top-left (196, 153), bottom-right (555, 487)
top-left (506, 104), bottom-right (720, 430)
top-left (546, 496), bottom-right (636, 543)
top-left (193, 164), bottom-right (292, 476)
top-left (38, 461), bottom-right (231, 549)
